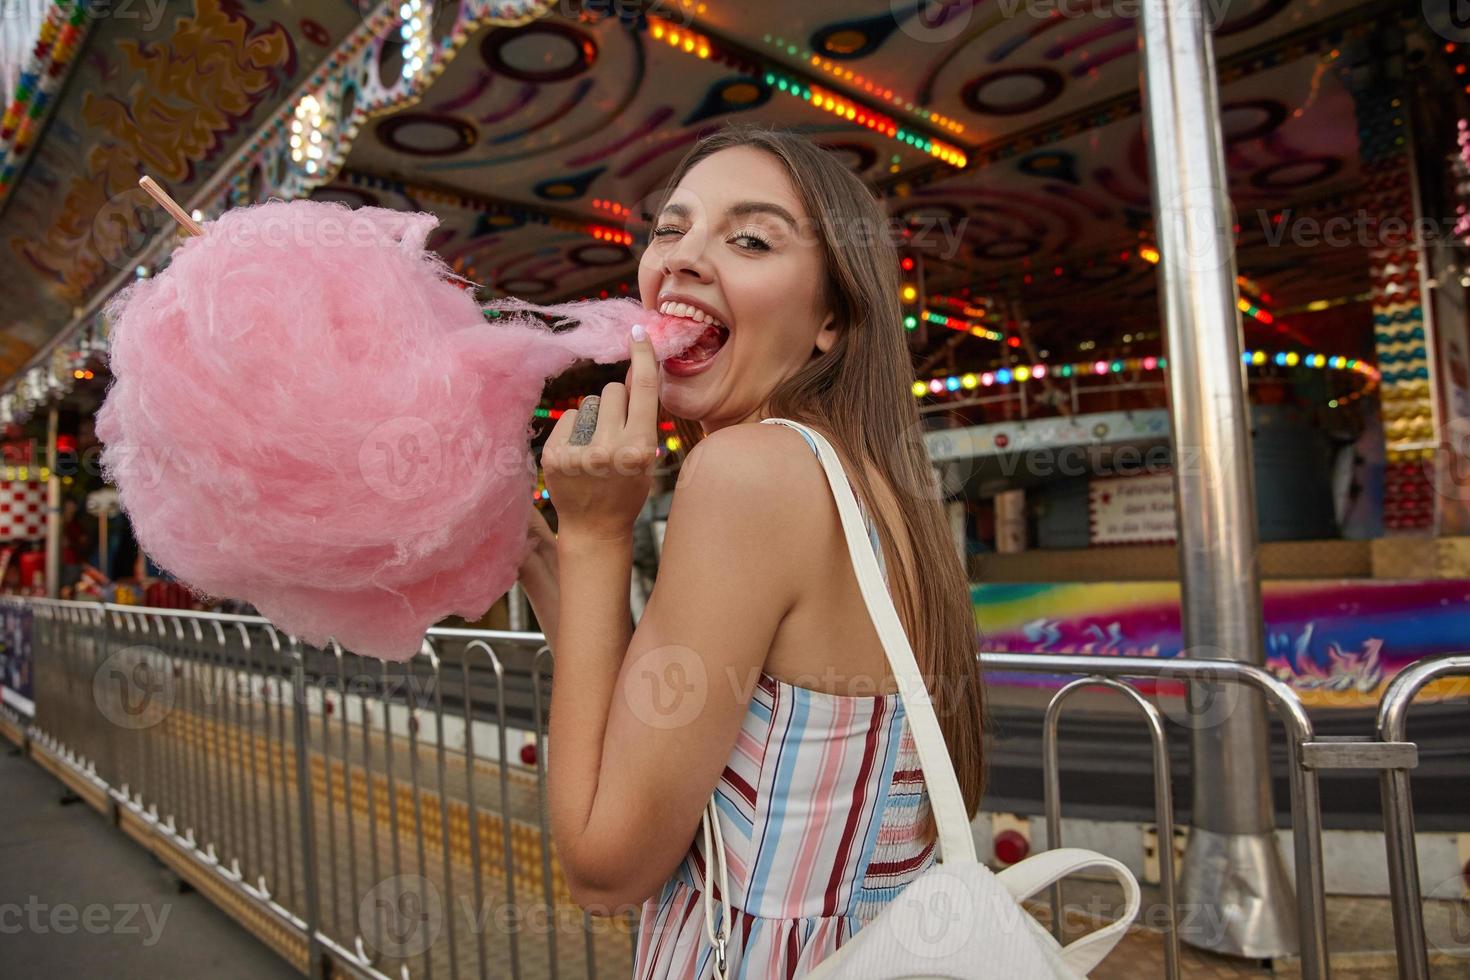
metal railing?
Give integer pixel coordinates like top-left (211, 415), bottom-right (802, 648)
top-left (989, 652), bottom-right (1326, 980)
top-left (6, 597), bottom-right (1464, 979)
top-left (16, 597), bottom-right (628, 980)
top-left (1376, 654), bottom-right (1470, 980)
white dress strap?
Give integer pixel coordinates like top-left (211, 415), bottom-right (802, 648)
top-left (759, 417), bottom-right (976, 864)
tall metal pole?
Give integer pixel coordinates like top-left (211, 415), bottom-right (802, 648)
top-left (1136, 0), bottom-right (1309, 967)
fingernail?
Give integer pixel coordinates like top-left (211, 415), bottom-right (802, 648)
top-left (631, 323), bottom-right (647, 342)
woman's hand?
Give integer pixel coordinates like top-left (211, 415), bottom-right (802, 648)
top-left (540, 325), bottom-right (661, 543)
top-left (517, 505), bottom-right (561, 645)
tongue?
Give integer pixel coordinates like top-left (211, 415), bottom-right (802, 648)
top-left (673, 324), bottom-right (724, 361)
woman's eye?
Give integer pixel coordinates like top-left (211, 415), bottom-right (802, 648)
top-left (651, 225), bottom-right (683, 238)
top-left (732, 233), bottom-right (771, 252)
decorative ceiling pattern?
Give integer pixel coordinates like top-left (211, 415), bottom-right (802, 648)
top-left (0, 0), bottom-right (366, 370)
top-left (310, 0), bottom-right (1382, 403)
top-left (0, 0), bottom-right (1395, 401)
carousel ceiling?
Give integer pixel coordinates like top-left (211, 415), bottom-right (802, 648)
top-left (0, 0), bottom-right (368, 376)
top-left (0, 0), bottom-right (1395, 395)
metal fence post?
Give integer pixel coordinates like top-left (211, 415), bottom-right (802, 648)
top-left (1043, 677), bottom-right (1180, 980)
top-left (1376, 653), bottom-right (1470, 980)
top-left (290, 638), bottom-right (324, 975)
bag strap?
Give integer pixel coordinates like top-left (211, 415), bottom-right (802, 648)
top-left (701, 796), bottom-right (732, 978)
top-left (995, 847), bottom-right (1142, 974)
top-left (757, 417), bottom-right (977, 864)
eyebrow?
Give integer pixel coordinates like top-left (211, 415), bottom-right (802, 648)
top-left (658, 199), bottom-right (800, 232)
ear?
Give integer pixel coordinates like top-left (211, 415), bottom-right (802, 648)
top-left (813, 311), bottom-right (838, 355)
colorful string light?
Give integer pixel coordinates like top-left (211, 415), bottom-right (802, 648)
top-left (778, 75), bottom-right (968, 166)
top-left (918, 309), bottom-right (1003, 341)
top-left (0, 1), bottom-right (90, 203)
top-left (649, 16), bottom-right (713, 59)
top-left (289, 94), bottom-right (333, 176)
top-left (398, 0), bottom-right (432, 81)
top-left (759, 34), bottom-right (965, 135)
top-left (912, 348), bottom-right (1377, 399)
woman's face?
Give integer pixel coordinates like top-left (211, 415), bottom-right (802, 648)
top-left (639, 145), bottom-right (837, 434)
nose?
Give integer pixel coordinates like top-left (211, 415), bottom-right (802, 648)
top-left (660, 226), bottom-right (714, 283)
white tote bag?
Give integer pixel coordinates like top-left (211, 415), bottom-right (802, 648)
top-left (696, 417), bottom-right (1141, 980)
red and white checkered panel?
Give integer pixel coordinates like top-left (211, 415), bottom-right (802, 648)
top-left (0, 481), bottom-right (46, 542)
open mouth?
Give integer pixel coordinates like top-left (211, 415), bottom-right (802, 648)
top-left (665, 321), bottom-right (730, 366)
top-left (655, 300), bottom-right (731, 368)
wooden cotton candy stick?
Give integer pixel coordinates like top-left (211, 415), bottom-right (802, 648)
top-left (139, 176), bottom-right (204, 237)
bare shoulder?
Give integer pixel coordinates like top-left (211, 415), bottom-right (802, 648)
top-left (667, 422), bottom-right (832, 554)
top-left (654, 423), bottom-right (828, 631)
top-left (674, 421), bottom-right (825, 502)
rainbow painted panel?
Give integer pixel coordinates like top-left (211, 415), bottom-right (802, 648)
top-left (974, 579), bottom-right (1470, 708)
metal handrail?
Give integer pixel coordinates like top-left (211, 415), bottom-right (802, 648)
top-left (981, 651), bottom-right (1327, 979)
top-left (1043, 676), bottom-right (1180, 980)
top-left (14, 597), bottom-right (1467, 980)
top-left (1375, 653), bottom-right (1470, 980)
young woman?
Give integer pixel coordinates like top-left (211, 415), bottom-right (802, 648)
top-left (517, 123), bottom-right (986, 977)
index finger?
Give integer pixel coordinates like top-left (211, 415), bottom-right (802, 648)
top-left (624, 325), bottom-right (660, 447)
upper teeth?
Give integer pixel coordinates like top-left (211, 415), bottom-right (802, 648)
top-left (659, 301), bottom-right (725, 330)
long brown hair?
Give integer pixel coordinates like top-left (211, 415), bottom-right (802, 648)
top-left (648, 123), bottom-right (986, 836)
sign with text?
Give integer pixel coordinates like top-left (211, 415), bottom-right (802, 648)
top-left (1089, 473), bottom-right (1177, 544)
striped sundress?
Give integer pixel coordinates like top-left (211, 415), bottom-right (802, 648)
top-left (632, 422), bottom-right (937, 978)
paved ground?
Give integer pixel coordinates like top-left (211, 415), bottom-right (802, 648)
top-left (0, 746), bottom-right (293, 979)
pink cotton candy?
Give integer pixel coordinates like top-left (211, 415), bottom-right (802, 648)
top-left (95, 199), bottom-right (705, 660)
